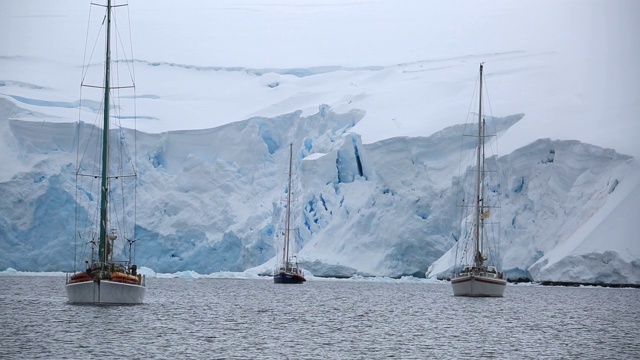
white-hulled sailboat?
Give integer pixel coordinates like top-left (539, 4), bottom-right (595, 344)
top-left (274, 144), bottom-right (306, 284)
top-left (450, 63), bottom-right (507, 297)
top-left (65, 0), bottom-right (145, 304)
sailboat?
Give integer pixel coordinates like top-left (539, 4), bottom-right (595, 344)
top-left (450, 63), bottom-right (507, 297)
top-left (65, 0), bottom-right (145, 304)
top-left (274, 144), bottom-right (306, 284)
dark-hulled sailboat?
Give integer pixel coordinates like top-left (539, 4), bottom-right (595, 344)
top-left (274, 144), bottom-right (306, 284)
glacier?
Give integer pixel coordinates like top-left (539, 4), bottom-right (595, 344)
top-left (1, 97), bottom-right (638, 284)
top-left (1, 0), bottom-right (639, 285)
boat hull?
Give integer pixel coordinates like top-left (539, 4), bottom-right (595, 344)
top-left (66, 280), bottom-right (145, 304)
top-left (274, 272), bottom-right (306, 284)
top-left (451, 275), bottom-right (506, 297)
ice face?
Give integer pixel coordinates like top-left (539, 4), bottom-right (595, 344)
top-left (1, 97), bottom-right (638, 284)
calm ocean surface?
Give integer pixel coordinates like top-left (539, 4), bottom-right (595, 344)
top-left (0, 276), bottom-right (638, 359)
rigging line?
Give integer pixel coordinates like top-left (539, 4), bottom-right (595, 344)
top-left (80, 3), bottom-right (94, 84)
top-left (73, 113), bottom-right (82, 274)
top-left (76, 92), bottom-right (85, 172)
top-left (80, 233), bottom-right (87, 265)
top-left (74, 170), bottom-right (79, 273)
top-left (111, 5), bottom-right (123, 253)
top-left (93, 2), bottom-right (128, 8)
top-left (110, 71), bottom-right (126, 245)
top-left (74, 4), bottom-right (93, 271)
top-left (454, 68), bottom-right (480, 273)
top-left (86, 182), bottom-right (100, 261)
top-left (110, 180), bottom-right (123, 248)
top-left (484, 220), bottom-right (499, 264)
top-left (77, 7), bottom-right (107, 266)
top-left (480, 116), bottom-right (487, 256)
top-left (112, 3), bottom-right (120, 135)
top-left (112, 2), bottom-right (122, 138)
top-left (80, 89), bottom-right (105, 169)
top-left (85, 108), bottom-right (101, 240)
top-left (112, 11), bottom-right (135, 179)
top-left (127, 0), bottom-right (136, 85)
top-left (453, 231), bottom-right (460, 278)
top-left (113, 14), bottom-right (135, 84)
top-left (111, 99), bottom-right (136, 178)
top-left (132, 76), bottom-right (138, 261)
top-left (77, 173), bottom-right (129, 178)
top-left (78, 98), bottom-right (103, 172)
top-left (78, 7), bottom-right (102, 174)
top-left (82, 84), bottom-right (134, 89)
top-left (76, 85), bottom-right (84, 172)
top-left (112, 40), bottom-right (127, 179)
top-left (133, 165), bottom-right (137, 263)
top-left (483, 73), bottom-right (495, 125)
top-left (82, 14), bottom-right (106, 86)
top-left (488, 219), bottom-right (497, 261)
top-left (482, 74), bottom-right (500, 169)
top-left (118, 134), bottom-right (129, 244)
top-left (481, 71), bottom-right (503, 259)
top-left (458, 68), bottom-right (480, 202)
top-left (131, 2), bottom-right (138, 243)
top-left (123, 0), bottom-right (138, 261)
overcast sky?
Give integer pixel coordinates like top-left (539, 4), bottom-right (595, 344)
top-left (1, 0), bottom-right (639, 156)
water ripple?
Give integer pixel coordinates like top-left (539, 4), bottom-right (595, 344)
top-left (0, 277), bottom-right (638, 359)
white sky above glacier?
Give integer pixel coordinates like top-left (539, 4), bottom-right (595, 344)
top-left (1, 0), bottom-right (639, 157)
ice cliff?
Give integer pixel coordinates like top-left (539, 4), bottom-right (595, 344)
top-left (0, 98), bottom-right (638, 284)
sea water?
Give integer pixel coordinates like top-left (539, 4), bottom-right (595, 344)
top-left (0, 276), bottom-right (638, 359)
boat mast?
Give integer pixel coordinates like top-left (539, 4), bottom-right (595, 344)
top-left (98, 0), bottom-right (113, 265)
top-left (474, 63), bottom-right (484, 268)
top-left (282, 144), bottom-right (294, 267)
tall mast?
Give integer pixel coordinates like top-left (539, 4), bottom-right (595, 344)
top-left (98, 0), bottom-right (112, 264)
top-left (282, 144), bottom-right (293, 267)
top-left (474, 63), bottom-right (483, 267)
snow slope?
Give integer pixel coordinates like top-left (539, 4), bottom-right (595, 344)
top-left (527, 165), bottom-right (640, 284)
top-left (1, 1), bottom-right (638, 157)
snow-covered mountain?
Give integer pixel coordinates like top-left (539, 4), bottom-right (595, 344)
top-left (1, 0), bottom-right (639, 283)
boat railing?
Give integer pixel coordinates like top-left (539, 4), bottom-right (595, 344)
top-left (87, 262), bottom-right (116, 271)
top-left (274, 264), bottom-right (304, 276)
top-left (87, 261), bottom-right (141, 274)
top-left (458, 265), bottom-right (503, 279)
